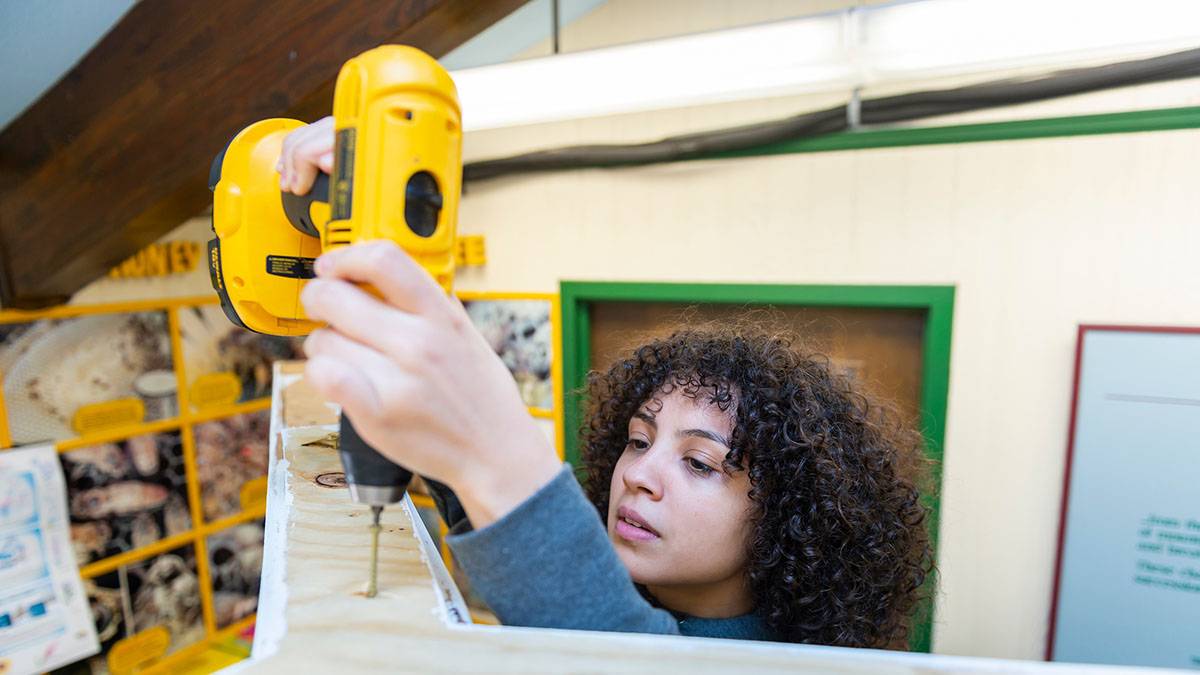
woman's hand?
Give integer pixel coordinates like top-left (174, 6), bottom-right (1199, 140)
top-left (299, 240), bottom-right (562, 528)
top-left (276, 116), bottom-right (334, 195)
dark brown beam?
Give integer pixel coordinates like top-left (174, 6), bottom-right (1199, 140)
top-left (0, 0), bottom-right (523, 309)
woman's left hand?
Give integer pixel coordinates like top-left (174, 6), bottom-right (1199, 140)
top-left (299, 240), bottom-right (561, 528)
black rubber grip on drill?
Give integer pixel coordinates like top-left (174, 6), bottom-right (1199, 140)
top-left (281, 172), bottom-right (330, 238)
top-left (338, 413), bottom-right (413, 491)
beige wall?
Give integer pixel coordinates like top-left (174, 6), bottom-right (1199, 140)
top-left (458, 108), bottom-right (1200, 662)
top-left (454, 5), bottom-right (1200, 658)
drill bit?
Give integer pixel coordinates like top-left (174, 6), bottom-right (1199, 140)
top-left (366, 505), bottom-right (383, 598)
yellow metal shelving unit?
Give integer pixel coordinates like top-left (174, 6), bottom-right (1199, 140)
top-left (0, 289), bottom-right (563, 672)
top-left (0, 296), bottom-right (272, 673)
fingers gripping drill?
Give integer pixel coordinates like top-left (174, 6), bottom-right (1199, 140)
top-left (206, 46), bottom-right (462, 596)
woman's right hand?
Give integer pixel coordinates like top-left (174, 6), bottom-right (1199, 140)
top-left (300, 241), bottom-right (563, 529)
top-left (276, 115), bottom-right (334, 195)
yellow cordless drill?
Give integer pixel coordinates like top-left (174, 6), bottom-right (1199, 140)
top-left (206, 45), bottom-right (462, 596)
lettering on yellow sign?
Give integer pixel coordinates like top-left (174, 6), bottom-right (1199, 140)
top-left (108, 241), bottom-right (202, 279)
top-left (456, 235), bottom-right (486, 267)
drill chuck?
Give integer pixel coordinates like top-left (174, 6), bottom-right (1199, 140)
top-left (339, 414), bottom-right (412, 507)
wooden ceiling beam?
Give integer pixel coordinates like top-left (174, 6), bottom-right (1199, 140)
top-left (0, 0), bottom-right (524, 308)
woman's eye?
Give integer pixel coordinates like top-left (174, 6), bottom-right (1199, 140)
top-left (626, 438), bottom-right (649, 451)
top-left (686, 457), bottom-right (714, 476)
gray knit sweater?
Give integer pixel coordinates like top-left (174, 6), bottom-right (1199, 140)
top-left (431, 465), bottom-right (774, 641)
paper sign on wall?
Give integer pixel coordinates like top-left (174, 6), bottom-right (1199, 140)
top-left (0, 444), bottom-right (100, 672)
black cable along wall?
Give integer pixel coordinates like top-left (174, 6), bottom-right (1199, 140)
top-left (463, 47), bottom-right (1200, 183)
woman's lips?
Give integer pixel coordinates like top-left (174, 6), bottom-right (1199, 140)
top-left (615, 505), bottom-right (661, 542)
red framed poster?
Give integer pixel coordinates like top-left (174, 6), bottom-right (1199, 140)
top-left (1047, 324), bottom-right (1200, 669)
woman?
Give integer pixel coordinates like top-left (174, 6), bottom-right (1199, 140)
top-left (578, 327), bottom-right (933, 645)
top-left (284, 123), bottom-right (932, 646)
top-left (299, 241), bottom-right (932, 646)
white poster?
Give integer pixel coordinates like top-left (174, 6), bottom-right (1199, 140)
top-left (1051, 327), bottom-right (1200, 669)
top-left (0, 444), bottom-right (100, 673)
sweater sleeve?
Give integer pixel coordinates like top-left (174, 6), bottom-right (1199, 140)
top-left (445, 464), bottom-right (680, 636)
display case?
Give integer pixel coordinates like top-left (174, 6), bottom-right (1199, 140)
top-left (0, 290), bottom-right (564, 672)
top-left (0, 297), bottom-right (274, 673)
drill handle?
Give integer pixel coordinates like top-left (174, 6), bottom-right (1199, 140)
top-left (281, 172), bottom-right (330, 238)
top-left (339, 412), bottom-right (412, 506)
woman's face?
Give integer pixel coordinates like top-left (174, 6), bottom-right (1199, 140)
top-left (606, 386), bottom-right (754, 613)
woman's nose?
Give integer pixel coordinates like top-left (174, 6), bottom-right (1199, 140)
top-left (621, 445), bottom-right (665, 499)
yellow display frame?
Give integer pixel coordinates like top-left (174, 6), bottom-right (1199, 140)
top-left (0, 289), bottom-right (564, 671)
top-left (455, 290), bottom-right (565, 461)
top-left (0, 295), bottom-right (271, 672)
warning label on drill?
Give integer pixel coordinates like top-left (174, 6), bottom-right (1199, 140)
top-left (331, 128), bottom-right (355, 221)
top-left (265, 255), bottom-right (316, 279)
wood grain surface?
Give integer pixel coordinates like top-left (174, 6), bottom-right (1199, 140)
top-left (281, 370), bottom-right (339, 429)
top-left (248, 362), bottom-right (1171, 674)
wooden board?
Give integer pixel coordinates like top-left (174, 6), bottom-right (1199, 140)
top-left (246, 362), bottom-right (1171, 674)
top-left (280, 368), bottom-right (340, 429)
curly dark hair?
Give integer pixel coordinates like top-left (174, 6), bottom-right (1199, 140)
top-left (580, 322), bottom-right (934, 648)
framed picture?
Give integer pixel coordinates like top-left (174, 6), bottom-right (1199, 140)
top-left (207, 520), bottom-right (265, 628)
top-left (61, 430), bottom-right (191, 567)
top-left (126, 544), bottom-right (205, 655)
top-left (1048, 325), bottom-right (1200, 669)
top-left (0, 312), bottom-right (175, 445)
top-left (194, 410), bottom-right (270, 522)
top-left (178, 304), bottom-right (303, 411)
top-left (79, 543), bottom-right (205, 673)
top-left (459, 294), bottom-right (556, 412)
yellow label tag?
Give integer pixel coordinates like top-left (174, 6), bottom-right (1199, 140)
top-left (107, 625), bottom-right (170, 674)
top-left (239, 475), bottom-right (268, 510)
top-left (72, 398), bottom-right (146, 435)
top-left (456, 235), bottom-right (486, 267)
top-left (190, 372), bottom-right (242, 409)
